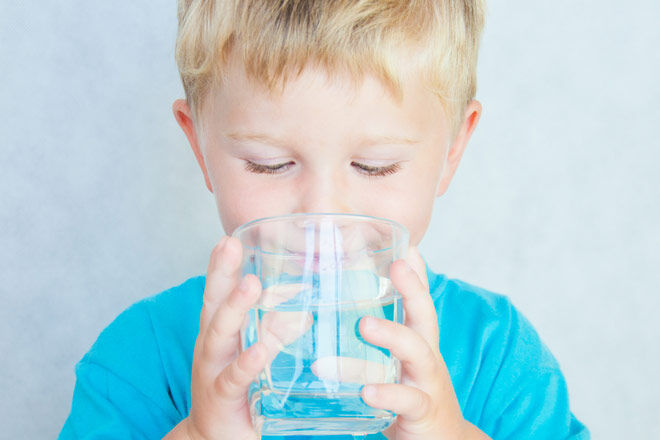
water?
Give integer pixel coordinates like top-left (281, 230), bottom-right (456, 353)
top-left (244, 275), bottom-right (403, 436)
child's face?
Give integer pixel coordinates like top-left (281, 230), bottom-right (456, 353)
top-left (174, 62), bottom-right (480, 246)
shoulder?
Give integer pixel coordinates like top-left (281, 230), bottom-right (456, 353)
top-left (77, 275), bottom-right (206, 406)
top-left (425, 265), bottom-right (588, 437)
top-left (82, 275), bottom-right (206, 365)
top-left (424, 263), bottom-right (558, 377)
top-left (425, 264), bottom-right (520, 338)
top-left (61, 276), bottom-right (206, 438)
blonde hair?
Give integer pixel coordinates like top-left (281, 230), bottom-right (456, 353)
top-left (175, 0), bottom-right (485, 135)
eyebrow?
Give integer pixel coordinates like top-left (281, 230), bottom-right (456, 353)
top-left (359, 135), bottom-right (421, 147)
top-left (226, 132), bottom-right (421, 148)
top-left (226, 132), bottom-right (291, 149)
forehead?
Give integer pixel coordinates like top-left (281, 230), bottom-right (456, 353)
top-left (199, 60), bottom-right (449, 145)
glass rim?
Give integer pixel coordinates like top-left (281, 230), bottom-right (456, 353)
top-left (231, 212), bottom-right (409, 238)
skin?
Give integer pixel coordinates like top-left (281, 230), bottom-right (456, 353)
top-left (164, 58), bottom-right (489, 440)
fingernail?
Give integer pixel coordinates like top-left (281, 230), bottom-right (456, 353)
top-left (361, 316), bottom-right (375, 331)
top-left (238, 276), bottom-right (250, 293)
top-left (393, 259), bottom-right (411, 274)
top-left (219, 238), bottom-right (241, 275)
top-left (363, 385), bottom-right (377, 401)
top-left (247, 344), bottom-right (262, 360)
top-left (224, 237), bottom-right (237, 256)
top-left (211, 237), bottom-right (228, 261)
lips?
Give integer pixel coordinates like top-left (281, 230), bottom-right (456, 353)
top-left (288, 252), bottom-right (343, 272)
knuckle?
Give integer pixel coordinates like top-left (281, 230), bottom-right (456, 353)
top-left (417, 390), bottom-right (433, 418)
top-left (421, 342), bottom-right (437, 367)
top-left (201, 277), bottom-right (235, 310)
top-left (235, 349), bottom-right (252, 374)
top-left (215, 362), bottom-right (246, 396)
top-left (223, 297), bottom-right (249, 324)
top-left (401, 260), bottom-right (418, 280)
top-left (214, 368), bottom-right (234, 396)
top-left (386, 321), bottom-right (410, 347)
top-left (202, 323), bottom-right (224, 358)
top-left (390, 324), bottom-right (407, 349)
top-left (201, 297), bottom-right (220, 316)
top-left (222, 293), bottom-right (241, 314)
top-left (379, 318), bottom-right (398, 336)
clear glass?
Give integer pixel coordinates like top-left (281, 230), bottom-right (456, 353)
top-left (233, 213), bottom-right (409, 437)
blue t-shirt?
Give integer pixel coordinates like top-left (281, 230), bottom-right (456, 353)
top-left (58, 265), bottom-right (589, 439)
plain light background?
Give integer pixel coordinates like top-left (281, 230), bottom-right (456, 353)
top-left (1, 1), bottom-right (658, 439)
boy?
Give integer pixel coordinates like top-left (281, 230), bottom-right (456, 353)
top-left (59, 1), bottom-right (589, 439)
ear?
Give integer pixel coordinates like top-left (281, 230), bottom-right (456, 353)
top-left (435, 100), bottom-right (482, 197)
top-left (172, 99), bottom-right (213, 193)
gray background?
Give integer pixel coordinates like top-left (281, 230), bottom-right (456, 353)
top-left (1, 1), bottom-right (658, 439)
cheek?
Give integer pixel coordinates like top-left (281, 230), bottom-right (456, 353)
top-left (213, 172), bottom-right (294, 235)
top-left (204, 152), bottom-right (286, 234)
top-left (370, 186), bottom-right (435, 246)
top-left (364, 169), bottom-right (439, 246)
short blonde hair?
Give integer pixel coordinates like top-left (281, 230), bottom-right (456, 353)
top-left (175, 0), bottom-right (485, 135)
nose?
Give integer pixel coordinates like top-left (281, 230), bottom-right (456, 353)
top-left (294, 171), bottom-right (353, 214)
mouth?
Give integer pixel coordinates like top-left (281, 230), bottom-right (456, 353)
top-left (288, 251), bottom-right (345, 259)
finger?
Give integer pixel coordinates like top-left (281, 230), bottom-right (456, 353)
top-left (311, 356), bottom-right (394, 383)
top-left (260, 283), bottom-right (311, 308)
top-left (390, 255), bottom-right (439, 349)
top-left (405, 245), bottom-right (429, 292)
top-left (361, 383), bottom-right (432, 423)
top-left (258, 283), bottom-right (314, 363)
top-left (200, 236), bottom-right (243, 331)
top-left (359, 316), bottom-right (439, 383)
top-left (260, 310), bottom-right (313, 362)
top-left (214, 342), bottom-right (267, 402)
top-left (202, 274), bottom-right (261, 364)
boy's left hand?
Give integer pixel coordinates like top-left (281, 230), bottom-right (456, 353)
top-left (357, 246), bottom-right (490, 440)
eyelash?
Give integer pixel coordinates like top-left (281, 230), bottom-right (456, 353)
top-left (244, 161), bottom-right (401, 177)
top-left (244, 161), bottom-right (292, 175)
top-left (353, 162), bottom-right (401, 177)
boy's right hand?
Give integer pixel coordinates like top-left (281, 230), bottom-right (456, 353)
top-left (180, 236), bottom-right (267, 440)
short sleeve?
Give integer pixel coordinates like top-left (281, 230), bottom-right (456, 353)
top-left (473, 301), bottom-right (589, 439)
top-left (58, 361), bottom-right (177, 440)
top-left (428, 272), bottom-right (590, 440)
top-left (58, 297), bottom-right (185, 440)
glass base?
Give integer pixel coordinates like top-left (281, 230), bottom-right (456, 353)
top-left (257, 415), bottom-right (395, 436)
top-left (251, 390), bottom-right (395, 436)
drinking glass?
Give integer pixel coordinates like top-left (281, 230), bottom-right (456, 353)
top-left (234, 213), bottom-right (409, 437)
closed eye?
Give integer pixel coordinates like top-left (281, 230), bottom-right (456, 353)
top-left (244, 160), bottom-right (294, 174)
top-left (244, 160), bottom-right (402, 177)
top-left (351, 162), bottom-right (401, 177)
